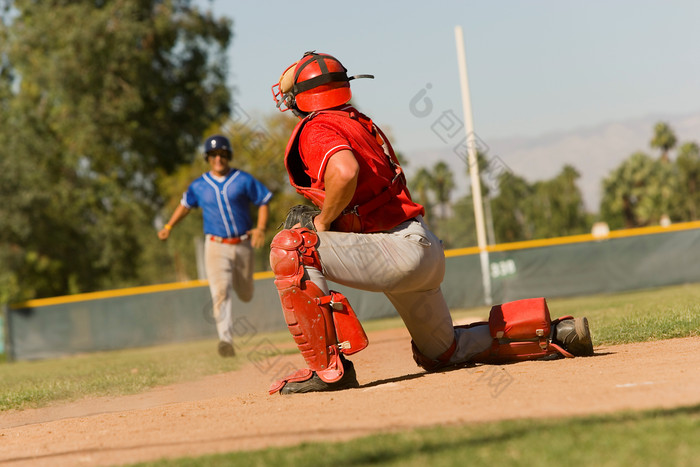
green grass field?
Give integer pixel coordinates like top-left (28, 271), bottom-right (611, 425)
top-left (2, 283), bottom-right (699, 466)
top-left (131, 405), bottom-right (700, 467)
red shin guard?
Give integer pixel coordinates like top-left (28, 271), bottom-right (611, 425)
top-left (269, 228), bottom-right (368, 394)
top-left (472, 297), bottom-right (573, 363)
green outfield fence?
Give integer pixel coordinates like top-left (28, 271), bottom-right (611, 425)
top-left (4, 221), bottom-right (700, 361)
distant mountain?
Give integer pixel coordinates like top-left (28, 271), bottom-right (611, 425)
top-left (402, 112), bottom-right (700, 213)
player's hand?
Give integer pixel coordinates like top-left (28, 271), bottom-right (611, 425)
top-left (248, 228), bottom-right (266, 248)
top-left (157, 228), bottom-right (171, 241)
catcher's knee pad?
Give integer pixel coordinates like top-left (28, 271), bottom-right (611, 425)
top-left (270, 228), bottom-right (322, 285)
top-left (270, 229), bottom-right (368, 384)
top-left (471, 297), bottom-right (574, 363)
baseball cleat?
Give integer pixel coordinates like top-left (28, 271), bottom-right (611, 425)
top-left (280, 359), bottom-right (359, 394)
top-left (217, 341), bottom-right (236, 357)
top-left (554, 317), bottom-right (594, 356)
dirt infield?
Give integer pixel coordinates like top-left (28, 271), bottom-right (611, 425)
top-left (1, 327), bottom-right (699, 467)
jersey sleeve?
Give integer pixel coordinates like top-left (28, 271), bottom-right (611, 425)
top-left (181, 181), bottom-right (199, 209)
top-left (299, 121), bottom-right (353, 184)
top-left (247, 175), bottom-right (273, 206)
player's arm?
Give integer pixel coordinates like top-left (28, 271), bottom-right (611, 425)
top-left (314, 149), bottom-right (359, 232)
top-left (248, 204), bottom-right (269, 248)
top-left (157, 204), bottom-right (191, 240)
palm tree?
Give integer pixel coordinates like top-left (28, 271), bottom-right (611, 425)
top-left (600, 152), bottom-right (678, 228)
top-left (411, 167), bottom-right (434, 222)
top-left (675, 142), bottom-right (700, 220)
top-left (650, 122), bottom-right (677, 163)
top-left (431, 161), bottom-right (455, 219)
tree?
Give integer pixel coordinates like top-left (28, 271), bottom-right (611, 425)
top-left (526, 165), bottom-right (589, 238)
top-left (0, 1), bottom-right (232, 301)
top-left (490, 172), bottom-right (533, 242)
top-left (443, 152), bottom-right (504, 247)
top-left (600, 123), bottom-right (697, 229)
top-left (650, 121), bottom-right (677, 163)
top-left (431, 161), bottom-right (455, 220)
top-left (600, 152), bottom-right (678, 229)
top-left (675, 142), bottom-right (700, 220)
top-left (487, 164), bottom-right (590, 243)
top-left (410, 167), bottom-right (435, 223)
top-left (441, 195), bottom-right (478, 248)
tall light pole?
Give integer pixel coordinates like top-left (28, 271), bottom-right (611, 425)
top-left (454, 25), bottom-right (492, 305)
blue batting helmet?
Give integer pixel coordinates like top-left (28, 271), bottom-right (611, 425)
top-left (203, 135), bottom-right (232, 160)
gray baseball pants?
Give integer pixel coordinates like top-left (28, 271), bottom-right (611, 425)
top-left (306, 216), bottom-right (491, 363)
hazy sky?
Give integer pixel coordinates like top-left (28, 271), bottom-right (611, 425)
top-left (199, 0), bottom-right (700, 156)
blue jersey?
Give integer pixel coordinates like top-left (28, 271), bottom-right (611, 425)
top-left (182, 169), bottom-right (272, 238)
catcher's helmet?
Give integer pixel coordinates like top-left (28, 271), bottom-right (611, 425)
top-left (203, 135), bottom-right (232, 160)
top-left (272, 51), bottom-right (373, 113)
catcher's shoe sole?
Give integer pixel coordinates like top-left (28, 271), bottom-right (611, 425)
top-left (281, 360), bottom-right (359, 394)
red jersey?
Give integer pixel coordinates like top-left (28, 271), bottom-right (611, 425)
top-left (284, 105), bottom-right (424, 233)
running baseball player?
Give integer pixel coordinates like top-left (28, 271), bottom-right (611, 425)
top-left (268, 52), bottom-right (593, 394)
top-left (158, 135), bottom-right (272, 357)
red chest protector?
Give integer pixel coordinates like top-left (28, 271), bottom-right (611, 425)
top-left (284, 108), bottom-right (423, 233)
